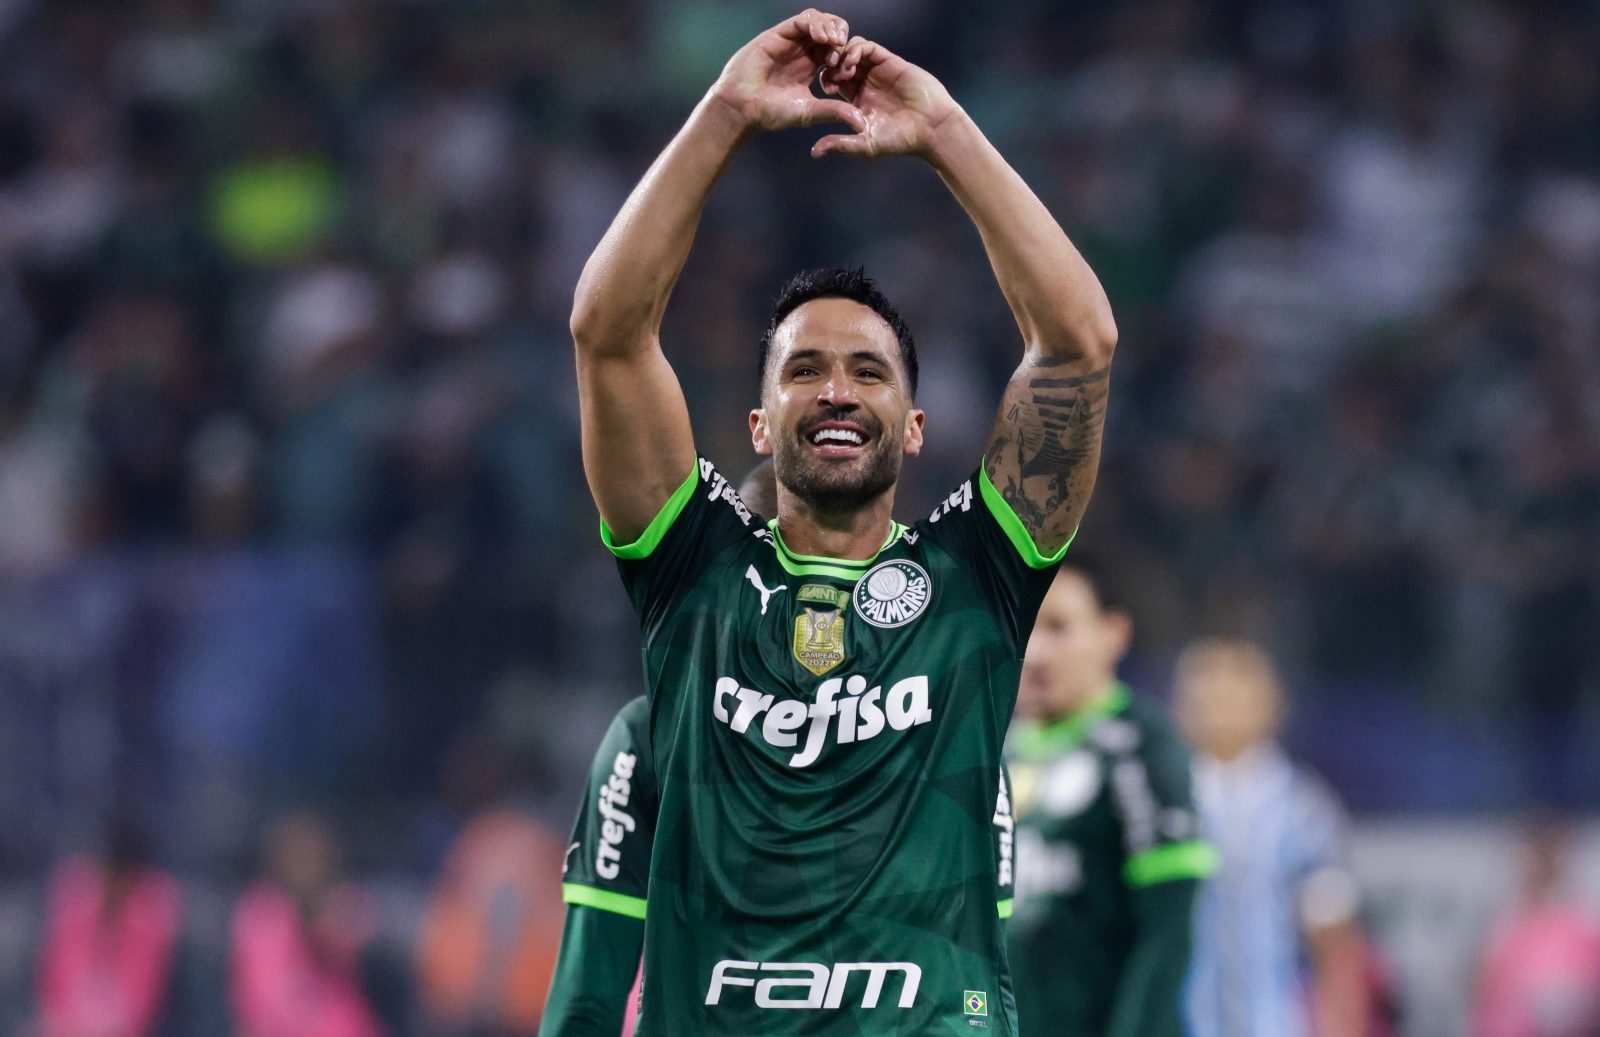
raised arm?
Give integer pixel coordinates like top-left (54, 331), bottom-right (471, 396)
top-left (814, 41), bottom-right (1117, 554)
top-left (573, 10), bottom-right (864, 541)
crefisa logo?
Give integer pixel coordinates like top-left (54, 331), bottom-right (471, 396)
top-left (852, 559), bottom-right (931, 629)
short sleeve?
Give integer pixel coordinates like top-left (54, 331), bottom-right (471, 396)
top-left (1105, 710), bottom-right (1218, 888)
top-left (1287, 770), bottom-right (1358, 930)
top-left (562, 698), bottom-right (658, 919)
top-left (915, 465), bottom-right (1073, 649)
top-left (602, 458), bottom-right (764, 630)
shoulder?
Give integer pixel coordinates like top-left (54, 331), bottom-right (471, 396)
top-left (613, 695), bottom-right (651, 739)
top-left (914, 475), bottom-right (980, 533)
top-left (604, 457), bottom-right (766, 563)
top-left (1287, 761), bottom-right (1349, 826)
top-left (593, 699), bottom-right (650, 776)
top-left (696, 458), bottom-right (763, 530)
top-left (1096, 691), bottom-right (1200, 811)
top-left (912, 463), bottom-right (1074, 576)
top-left (1084, 691), bottom-right (1178, 760)
top-left (1123, 697), bottom-right (1189, 759)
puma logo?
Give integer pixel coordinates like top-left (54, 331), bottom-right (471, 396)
top-left (745, 565), bottom-right (788, 615)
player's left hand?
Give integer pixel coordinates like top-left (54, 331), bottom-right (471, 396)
top-left (811, 38), bottom-right (962, 159)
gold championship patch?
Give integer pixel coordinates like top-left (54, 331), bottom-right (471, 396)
top-left (793, 606), bottom-right (847, 676)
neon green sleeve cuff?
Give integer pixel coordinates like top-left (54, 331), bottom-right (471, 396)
top-left (977, 462), bottom-right (1076, 568)
top-left (562, 883), bottom-right (648, 920)
top-left (599, 462), bottom-right (700, 560)
top-left (1123, 841), bottom-right (1220, 887)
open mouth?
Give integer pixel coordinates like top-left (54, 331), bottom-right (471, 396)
top-left (804, 421), bottom-right (872, 458)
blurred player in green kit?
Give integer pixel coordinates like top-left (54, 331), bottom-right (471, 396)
top-left (1006, 556), bottom-right (1215, 1037)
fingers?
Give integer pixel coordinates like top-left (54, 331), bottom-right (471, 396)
top-left (818, 36), bottom-right (891, 99)
top-left (799, 98), bottom-right (867, 133)
top-left (836, 36), bottom-right (888, 81)
top-left (811, 131), bottom-right (874, 159)
top-left (780, 9), bottom-right (849, 50)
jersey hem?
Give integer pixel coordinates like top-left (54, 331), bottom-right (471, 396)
top-left (1123, 841), bottom-right (1220, 887)
top-left (561, 882), bottom-right (649, 919)
top-left (599, 461), bottom-right (700, 560)
top-left (977, 461), bottom-right (1076, 568)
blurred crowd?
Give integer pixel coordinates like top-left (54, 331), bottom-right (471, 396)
top-left (4, 0), bottom-right (1599, 828)
top-left (1, 0), bottom-right (1600, 1030)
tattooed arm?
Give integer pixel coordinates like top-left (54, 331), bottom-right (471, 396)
top-left (927, 113), bottom-right (1116, 553)
top-left (806, 38), bottom-right (1113, 549)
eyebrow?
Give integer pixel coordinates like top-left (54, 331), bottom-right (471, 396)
top-left (783, 348), bottom-right (894, 367)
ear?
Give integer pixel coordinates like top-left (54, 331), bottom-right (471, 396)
top-left (750, 408), bottom-right (774, 456)
top-left (901, 407), bottom-right (926, 457)
top-left (1105, 610), bottom-right (1134, 665)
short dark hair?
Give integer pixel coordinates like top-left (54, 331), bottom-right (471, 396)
top-left (759, 267), bottom-right (918, 398)
top-left (1056, 551), bottom-right (1126, 614)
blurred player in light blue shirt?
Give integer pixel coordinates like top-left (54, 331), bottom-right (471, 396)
top-left (1175, 639), bottom-right (1369, 1037)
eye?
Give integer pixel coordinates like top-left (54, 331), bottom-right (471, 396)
top-left (857, 368), bottom-right (884, 380)
top-left (792, 366), bottom-right (819, 378)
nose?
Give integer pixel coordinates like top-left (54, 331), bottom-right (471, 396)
top-left (817, 366), bottom-right (860, 409)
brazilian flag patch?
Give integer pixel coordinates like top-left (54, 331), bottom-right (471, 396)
top-left (964, 990), bottom-right (988, 1017)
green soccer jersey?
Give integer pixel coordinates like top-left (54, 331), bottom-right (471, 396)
top-left (1006, 684), bottom-right (1216, 1037)
top-left (544, 696), bottom-right (656, 1037)
top-left (603, 458), bottom-right (1065, 1036)
top-left (547, 700), bottom-right (1020, 1034)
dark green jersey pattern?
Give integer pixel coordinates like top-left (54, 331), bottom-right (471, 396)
top-left (545, 702), bottom-right (1018, 1035)
top-left (543, 697), bottom-right (655, 1036)
top-left (1006, 685), bottom-right (1216, 1037)
top-left (604, 459), bottom-right (1065, 1036)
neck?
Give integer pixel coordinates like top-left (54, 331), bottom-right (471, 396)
top-left (774, 485), bottom-right (897, 560)
top-left (1210, 740), bottom-right (1267, 765)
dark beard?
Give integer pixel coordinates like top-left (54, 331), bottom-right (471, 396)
top-left (773, 421), bottom-right (901, 515)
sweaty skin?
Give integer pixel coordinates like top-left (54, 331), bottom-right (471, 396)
top-left (567, 10), bottom-right (1117, 1035)
top-left (571, 8), bottom-right (1115, 565)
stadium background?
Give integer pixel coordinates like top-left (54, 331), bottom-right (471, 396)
top-left (0, 0), bottom-right (1597, 1033)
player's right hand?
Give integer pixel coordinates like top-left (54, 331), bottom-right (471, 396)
top-left (708, 10), bottom-right (867, 137)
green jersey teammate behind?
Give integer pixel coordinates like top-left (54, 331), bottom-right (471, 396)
top-left (569, 9), bottom-right (1116, 1034)
top-left (541, 697), bottom-right (656, 1037)
top-left (1006, 556), bottom-right (1216, 1037)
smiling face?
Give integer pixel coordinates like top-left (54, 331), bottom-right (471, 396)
top-left (751, 297), bottom-right (924, 514)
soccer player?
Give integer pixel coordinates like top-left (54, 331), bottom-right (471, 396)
top-left (543, 695), bottom-right (656, 1037)
top-left (570, 7), bottom-right (1116, 1031)
top-left (1005, 556), bottom-right (1213, 1037)
top-left (1174, 639), bottom-right (1368, 1037)
top-left (542, 468), bottom-right (1022, 1036)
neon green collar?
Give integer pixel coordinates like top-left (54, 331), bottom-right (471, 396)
top-left (766, 518), bottom-right (908, 580)
top-left (1011, 682), bottom-right (1130, 760)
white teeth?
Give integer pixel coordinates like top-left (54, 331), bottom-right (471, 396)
top-left (811, 428), bottom-right (864, 446)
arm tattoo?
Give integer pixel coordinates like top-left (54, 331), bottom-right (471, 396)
top-left (984, 357), bottom-right (1110, 548)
